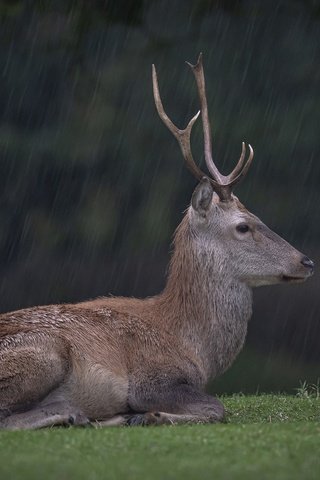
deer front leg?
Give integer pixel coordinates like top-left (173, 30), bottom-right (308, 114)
top-left (126, 382), bottom-right (225, 426)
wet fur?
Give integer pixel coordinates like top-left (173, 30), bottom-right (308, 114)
top-left (0, 194), bottom-right (310, 429)
top-left (0, 211), bottom-right (250, 428)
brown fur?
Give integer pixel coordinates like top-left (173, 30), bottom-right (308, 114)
top-left (0, 198), bottom-right (311, 430)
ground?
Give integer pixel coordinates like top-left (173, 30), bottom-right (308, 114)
top-left (1, 395), bottom-right (319, 480)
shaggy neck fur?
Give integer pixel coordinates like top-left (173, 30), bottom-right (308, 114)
top-left (159, 214), bottom-right (253, 380)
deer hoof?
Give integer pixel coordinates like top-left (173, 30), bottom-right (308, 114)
top-left (67, 412), bottom-right (91, 427)
top-left (126, 412), bottom-right (161, 426)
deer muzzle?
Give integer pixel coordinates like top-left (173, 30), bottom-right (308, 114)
top-left (300, 256), bottom-right (315, 273)
top-left (281, 255), bottom-right (314, 283)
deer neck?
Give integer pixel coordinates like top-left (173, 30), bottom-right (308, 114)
top-left (159, 216), bottom-right (253, 380)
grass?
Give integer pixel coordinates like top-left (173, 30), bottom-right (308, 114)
top-left (1, 395), bottom-right (319, 480)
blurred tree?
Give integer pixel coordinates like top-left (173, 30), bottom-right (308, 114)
top-left (0, 0), bottom-right (319, 378)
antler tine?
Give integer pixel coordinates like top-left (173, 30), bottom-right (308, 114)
top-left (227, 144), bottom-right (254, 188)
top-left (152, 64), bottom-right (206, 182)
top-left (186, 53), bottom-right (225, 185)
top-left (228, 142), bottom-right (247, 181)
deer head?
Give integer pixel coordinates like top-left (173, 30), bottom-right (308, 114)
top-left (152, 54), bottom-right (314, 287)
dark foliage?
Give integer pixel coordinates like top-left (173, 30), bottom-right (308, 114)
top-left (0, 0), bottom-right (319, 384)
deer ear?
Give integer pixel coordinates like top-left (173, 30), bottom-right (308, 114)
top-left (191, 178), bottom-right (213, 215)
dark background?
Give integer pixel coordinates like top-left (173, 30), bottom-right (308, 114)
top-left (0, 0), bottom-right (319, 393)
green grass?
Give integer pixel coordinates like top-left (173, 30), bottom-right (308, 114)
top-left (1, 395), bottom-right (319, 480)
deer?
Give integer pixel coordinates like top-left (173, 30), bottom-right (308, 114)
top-left (0, 54), bottom-right (314, 430)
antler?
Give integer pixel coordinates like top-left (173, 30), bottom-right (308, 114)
top-left (152, 65), bottom-right (204, 182)
top-left (152, 54), bottom-right (254, 202)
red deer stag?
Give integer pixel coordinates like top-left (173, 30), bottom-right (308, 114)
top-left (0, 54), bottom-right (314, 429)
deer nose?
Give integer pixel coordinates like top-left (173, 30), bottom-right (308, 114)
top-left (301, 256), bottom-right (314, 271)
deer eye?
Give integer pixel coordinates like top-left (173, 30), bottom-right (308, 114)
top-left (236, 223), bottom-right (250, 234)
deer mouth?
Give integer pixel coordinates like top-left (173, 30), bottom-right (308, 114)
top-left (281, 274), bottom-right (307, 283)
